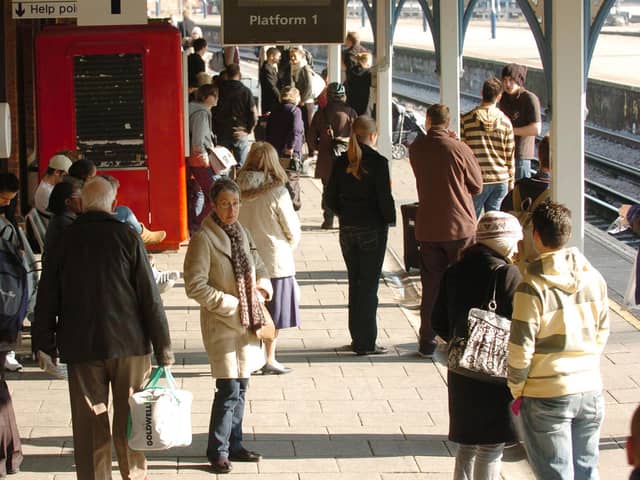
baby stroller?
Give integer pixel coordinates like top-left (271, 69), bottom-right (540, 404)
top-left (391, 101), bottom-right (425, 160)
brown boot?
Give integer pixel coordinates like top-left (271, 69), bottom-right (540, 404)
top-left (140, 224), bottom-right (166, 244)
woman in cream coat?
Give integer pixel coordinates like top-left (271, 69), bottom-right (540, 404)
top-left (237, 142), bottom-right (302, 374)
top-left (184, 178), bottom-right (273, 474)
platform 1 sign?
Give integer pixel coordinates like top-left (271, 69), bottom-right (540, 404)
top-left (12, 1), bottom-right (77, 19)
top-left (222, 0), bottom-right (346, 45)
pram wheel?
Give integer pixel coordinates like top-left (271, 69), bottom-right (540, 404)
top-left (391, 143), bottom-right (409, 160)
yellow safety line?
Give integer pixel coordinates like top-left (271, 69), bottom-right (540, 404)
top-left (609, 298), bottom-right (640, 331)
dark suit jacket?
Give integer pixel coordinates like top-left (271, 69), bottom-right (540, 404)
top-left (259, 63), bottom-right (280, 114)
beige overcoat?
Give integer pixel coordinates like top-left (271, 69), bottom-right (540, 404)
top-left (183, 215), bottom-right (273, 379)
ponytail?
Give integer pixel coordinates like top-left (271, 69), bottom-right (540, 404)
top-left (346, 115), bottom-right (376, 180)
top-left (346, 130), bottom-right (363, 179)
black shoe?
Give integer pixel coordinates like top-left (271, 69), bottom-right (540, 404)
top-left (210, 457), bottom-right (232, 474)
top-left (261, 363), bottom-right (292, 375)
top-left (320, 219), bottom-right (334, 229)
top-left (354, 345), bottom-right (388, 356)
top-left (229, 448), bottom-right (262, 462)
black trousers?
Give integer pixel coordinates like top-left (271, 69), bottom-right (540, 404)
top-left (339, 225), bottom-right (389, 352)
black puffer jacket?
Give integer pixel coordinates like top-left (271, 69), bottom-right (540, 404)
top-left (33, 211), bottom-right (173, 365)
top-left (432, 244), bottom-right (522, 445)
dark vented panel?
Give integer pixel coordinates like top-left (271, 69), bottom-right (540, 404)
top-left (73, 54), bottom-right (146, 168)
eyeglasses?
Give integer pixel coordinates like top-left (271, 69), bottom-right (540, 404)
top-left (216, 201), bottom-right (241, 210)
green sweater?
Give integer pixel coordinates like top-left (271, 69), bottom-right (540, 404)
top-left (508, 247), bottom-right (609, 398)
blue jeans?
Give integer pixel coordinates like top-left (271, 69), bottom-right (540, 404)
top-left (207, 378), bottom-right (249, 461)
top-left (473, 182), bottom-right (508, 218)
top-left (517, 391), bottom-right (604, 480)
top-left (219, 135), bottom-right (249, 168)
top-left (113, 206), bottom-right (142, 234)
top-left (454, 443), bottom-right (504, 480)
top-left (339, 225), bottom-right (388, 352)
top-left (515, 158), bottom-right (532, 180)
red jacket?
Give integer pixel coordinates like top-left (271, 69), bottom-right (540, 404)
top-left (409, 128), bottom-right (482, 242)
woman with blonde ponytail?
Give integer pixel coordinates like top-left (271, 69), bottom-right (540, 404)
top-left (325, 115), bottom-right (396, 355)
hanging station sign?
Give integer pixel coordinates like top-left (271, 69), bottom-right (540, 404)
top-left (222, 0), bottom-right (346, 45)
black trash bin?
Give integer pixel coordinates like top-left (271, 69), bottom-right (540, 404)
top-left (401, 203), bottom-right (420, 272)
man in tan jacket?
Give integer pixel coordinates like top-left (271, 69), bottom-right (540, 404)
top-left (409, 104), bottom-right (483, 357)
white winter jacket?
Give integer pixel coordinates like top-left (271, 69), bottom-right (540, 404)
top-left (237, 171), bottom-right (301, 278)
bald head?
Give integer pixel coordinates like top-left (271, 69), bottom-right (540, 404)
top-left (81, 177), bottom-right (116, 213)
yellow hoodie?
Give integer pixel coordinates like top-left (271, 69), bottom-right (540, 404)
top-left (507, 247), bottom-right (609, 398)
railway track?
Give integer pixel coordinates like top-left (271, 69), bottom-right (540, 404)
top-left (239, 51), bottom-right (640, 240)
top-left (391, 75), bottom-right (640, 232)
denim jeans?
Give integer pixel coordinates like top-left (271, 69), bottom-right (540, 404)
top-left (515, 158), bottom-right (532, 180)
top-left (206, 378), bottom-right (249, 462)
top-left (517, 391), bottom-right (604, 480)
top-left (473, 182), bottom-right (508, 218)
top-left (219, 135), bottom-right (250, 168)
top-left (454, 443), bottom-right (504, 480)
top-left (339, 225), bottom-right (388, 352)
top-left (113, 206), bottom-right (142, 234)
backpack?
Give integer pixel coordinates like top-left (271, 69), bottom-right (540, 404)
top-left (322, 108), bottom-right (350, 159)
top-left (510, 186), bottom-right (551, 264)
top-left (0, 224), bottom-right (28, 344)
top-left (209, 49), bottom-right (225, 73)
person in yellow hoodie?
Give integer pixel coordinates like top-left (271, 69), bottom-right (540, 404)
top-left (508, 200), bottom-right (609, 480)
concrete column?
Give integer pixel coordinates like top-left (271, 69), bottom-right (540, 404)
top-left (376, 0), bottom-right (393, 159)
top-left (552, 0), bottom-right (585, 250)
top-left (327, 45), bottom-right (341, 84)
top-left (439, 0), bottom-right (460, 134)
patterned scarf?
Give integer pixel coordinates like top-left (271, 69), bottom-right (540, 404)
top-left (212, 213), bottom-right (265, 332)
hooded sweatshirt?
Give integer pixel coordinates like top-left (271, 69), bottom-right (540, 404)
top-left (507, 247), bottom-right (609, 399)
top-left (461, 105), bottom-right (515, 185)
top-left (188, 101), bottom-right (215, 152)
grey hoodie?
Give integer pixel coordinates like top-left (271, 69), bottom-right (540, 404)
top-left (188, 101), bottom-right (215, 152)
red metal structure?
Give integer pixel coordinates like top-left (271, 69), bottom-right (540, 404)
top-left (35, 24), bottom-right (186, 250)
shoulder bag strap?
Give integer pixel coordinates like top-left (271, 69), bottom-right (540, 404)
top-left (512, 184), bottom-right (523, 211)
top-left (487, 264), bottom-right (505, 312)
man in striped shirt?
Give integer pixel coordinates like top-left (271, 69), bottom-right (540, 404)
top-left (461, 77), bottom-right (515, 218)
top-left (508, 201), bottom-right (609, 479)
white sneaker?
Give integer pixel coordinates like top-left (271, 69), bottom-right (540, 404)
top-left (4, 351), bottom-right (23, 372)
top-left (154, 270), bottom-right (180, 294)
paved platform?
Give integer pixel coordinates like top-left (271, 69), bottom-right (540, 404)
top-left (8, 157), bottom-right (640, 479)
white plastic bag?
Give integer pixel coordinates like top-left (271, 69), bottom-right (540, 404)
top-left (209, 146), bottom-right (237, 174)
top-left (128, 367), bottom-right (193, 451)
top-left (309, 68), bottom-right (326, 99)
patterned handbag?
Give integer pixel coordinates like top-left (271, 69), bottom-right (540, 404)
top-left (448, 266), bottom-right (511, 383)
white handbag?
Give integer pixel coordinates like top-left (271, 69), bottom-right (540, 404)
top-left (127, 367), bottom-right (193, 451)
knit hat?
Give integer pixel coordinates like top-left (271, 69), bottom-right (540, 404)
top-left (476, 211), bottom-right (523, 241)
top-left (476, 211), bottom-right (523, 261)
top-left (48, 154), bottom-right (72, 173)
top-left (501, 63), bottom-right (527, 86)
top-left (327, 82), bottom-right (346, 102)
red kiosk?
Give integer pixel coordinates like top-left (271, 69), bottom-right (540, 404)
top-left (35, 23), bottom-right (187, 250)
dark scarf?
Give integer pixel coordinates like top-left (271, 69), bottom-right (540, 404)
top-left (212, 213), bottom-right (265, 331)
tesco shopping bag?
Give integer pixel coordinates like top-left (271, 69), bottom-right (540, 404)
top-left (127, 367), bottom-right (193, 450)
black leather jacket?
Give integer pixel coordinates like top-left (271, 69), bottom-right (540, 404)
top-left (33, 211), bottom-right (173, 365)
